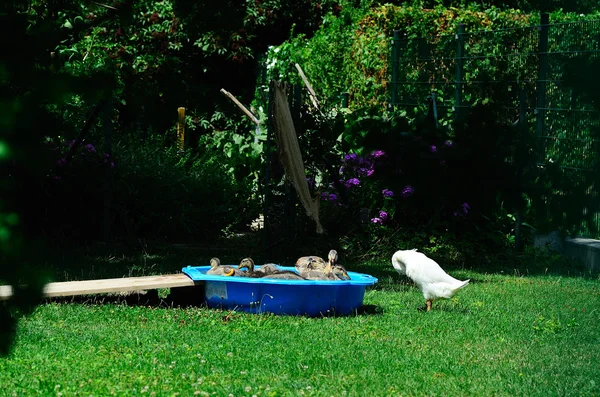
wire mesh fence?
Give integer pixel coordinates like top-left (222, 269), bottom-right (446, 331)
top-left (390, 15), bottom-right (600, 238)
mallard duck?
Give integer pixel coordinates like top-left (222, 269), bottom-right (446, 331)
top-left (206, 257), bottom-right (237, 277)
top-left (331, 264), bottom-right (351, 280)
top-left (263, 271), bottom-right (307, 280)
top-left (237, 258), bottom-right (275, 277)
top-left (237, 258), bottom-right (259, 277)
top-left (239, 258), bottom-right (306, 280)
top-left (295, 249), bottom-right (338, 273)
top-left (299, 259), bottom-right (337, 280)
top-left (258, 263), bottom-right (281, 275)
top-left (391, 249), bottom-right (470, 311)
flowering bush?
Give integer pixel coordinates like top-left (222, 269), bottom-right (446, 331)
top-left (318, 148), bottom-right (401, 228)
top-left (309, 101), bottom-right (538, 240)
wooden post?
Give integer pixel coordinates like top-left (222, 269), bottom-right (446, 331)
top-left (50, 51), bottom-right (57, 72)
top-left (177, 107), bottom-right (185, 151)
top-left (220, 89), bottom-right (261, 126)
top-left (294, 63), bottom-right (320, 110)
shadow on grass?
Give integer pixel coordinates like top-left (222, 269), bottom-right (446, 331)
top-left (355, 304), bottom-right (384, 316)
top-left (418, 303), bottom-right (474, 315)
top-left (350, 249), bottom-right (598, 282)
top-left (42, 286), bottom-right (208, 309)
top-left (41, 283), bottom-right (386, 319)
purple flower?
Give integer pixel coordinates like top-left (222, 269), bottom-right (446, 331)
top-left (454, 203), bottom-right (470, 218)
top-left (371, 217), bottom-right (383, 224)
top-left (444, 140), bottom-right (453, 147)
top-left (430, 145), bottom-right (437, 153)
top-left (339, 165), bottom-right (346, 175)
top-left (369, 150), bottom-right (386, 159)
top-left (85, 144), bottom-right (96, 153)
top-left (379, 211), bottom-right (389, 221)
top-left (345, 178), bottom-right (360, 188)
top-left (103, 153), bottom-right (115, 167)
top-left (462, 202), bottom-right (470, 214)
top-left (320, 192), bottom-right (338, 202)
top-left (400, 185), bottom-right (415, 198)
top-left (357, 157), bottom-right (371, 167)
top-left (343, 153), bottom-right (358, 163)
top-left (366, 169), bottom-right (375, 177)
top-left (357, 167), bottom-right (371, 177)
top-left (56, 158), bottom-right (67, 168)
top-left (382, 189), bottom-right (394, 198)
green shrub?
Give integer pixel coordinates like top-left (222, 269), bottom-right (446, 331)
top-left (262, 3), bottom-right (600, 241)
top-left (266, 3), bottom-right (600, 111)
top-left (42, 134), bottom-right (258, 242)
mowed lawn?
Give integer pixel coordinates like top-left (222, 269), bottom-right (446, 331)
top-left (1, 254), bottom-right (599, 396)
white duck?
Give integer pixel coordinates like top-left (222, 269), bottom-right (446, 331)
top-left (391, 249), bottom-right (470, 311)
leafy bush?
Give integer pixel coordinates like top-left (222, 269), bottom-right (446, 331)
top-left (262, 3), bottom-right (600, 241)
top-left (42, 134), bottom-right (258, 242)
top-left (309, 104), bottom-right (534, 241)
top-left (266, 3), bottom-right (600, 111)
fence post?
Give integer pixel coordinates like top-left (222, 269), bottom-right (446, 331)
top-left (263, 83), bottom-right (275, 262)
top-left (341, 92), bottom-right (349, 108)
top-left (514, 87), bottom-right (527, 253)
top-left (103, 98), bottom-right (113, 242)
top-left (177, 107), bottom-right (185, 151)
top-left (391, 30), bottom-right (401, 106)
top-left (430, 92), bottom-right (439, 129)
top-left (454, 24), bottom-right (465, 121)
top-left (536, 13), bottom-right (549, 164)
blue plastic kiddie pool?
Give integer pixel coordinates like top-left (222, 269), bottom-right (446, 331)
top-left (181, 265), bottom-right (378, 316)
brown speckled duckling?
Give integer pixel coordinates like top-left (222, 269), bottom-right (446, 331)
top-left (295, 250), bottom-right (338, 274)
top-left (239, 258), bottom-right (306, 280)
top-left (206, 257), bottom-right (237, 276)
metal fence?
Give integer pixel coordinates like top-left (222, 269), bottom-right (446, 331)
top-left (390, 14), bottom-right (600, 238)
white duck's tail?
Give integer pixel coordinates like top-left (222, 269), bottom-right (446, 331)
top-left (452, 279), bottom-right (470, 293)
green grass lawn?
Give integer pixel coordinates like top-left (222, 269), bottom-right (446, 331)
top-left (1, 245), bottom-right (599, 396)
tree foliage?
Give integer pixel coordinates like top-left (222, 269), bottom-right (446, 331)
top-left (0, 0), bottom-right (116, 355)
top-left (265, 3), bottom-right (600, 240)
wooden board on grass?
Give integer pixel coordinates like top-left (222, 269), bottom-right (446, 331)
top-left (0, 273), bottom-right (198, 301)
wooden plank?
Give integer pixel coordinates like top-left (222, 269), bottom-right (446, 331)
top-left (0, 274), bottom-right (198, 301)
top-left (220, 88), bottom-right (261, 126)
top-left (294, 63), bottom-right (320, 110)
